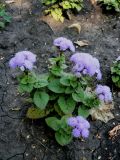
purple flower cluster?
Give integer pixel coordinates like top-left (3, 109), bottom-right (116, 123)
top-left (53, 37), bottom-right (75, 52)
top-left (67, 116), bottom-right (90, 138)
top-left (95, 85), bottom-right (112, 103)
top-left (9, 51), bottom-right (36, 71)
top-left (70, 53), bottom-right (102, 80)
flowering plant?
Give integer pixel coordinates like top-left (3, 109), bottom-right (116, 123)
top-left (42, 0), bottom-right (83, 22)
top-left (111, 56), bottom-right (120, 88)
top-left (9, 37), bottom-right (113, 145)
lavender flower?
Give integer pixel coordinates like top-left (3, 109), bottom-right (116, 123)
top-left (67, 117), bottom-right (78, 127)
top-left (72, 128), bottom-right (80, 138)
top-left (70, 53), bottom-right (102, 80)
top-left (67, 116), bottom-right (90, 138)
top-left (9, 51), bottom-right (36, 71)
top-left (95, 85), bottom-right (112, 103)
top-left (53, 37), bottom-right (75, 52)
top-left (81, 129), bottom-right (89, 138)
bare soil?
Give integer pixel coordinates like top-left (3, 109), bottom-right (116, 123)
top-left (0, 0), bottom-right (120, 160)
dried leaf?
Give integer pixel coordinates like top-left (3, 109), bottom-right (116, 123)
top-left (10, 107), bottom-right (21, 111)
top-left (26, 107), bottom-right (47, 119)
top-left (90, 0), bottom-right (97, 5)
top-left (68, 23), bottom-right (81, 34)
top-left (66, 11), bottom-right (72, 20)
top-left (5, 0), bottom-right (15, 4)
top-left (74, 40), bottom-right (89, 47)
top-left (90, 102), bottom-right (114, 123)
top-left (109, 125), bottom-right (120, 139)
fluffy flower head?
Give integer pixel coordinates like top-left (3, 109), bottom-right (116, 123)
top-left (67, 116), bottom-right (90, 138)
top-left (81, 129), bottom-right (89, 138)
top-left (72, 128), bottom-right (80, 138)
top-left (67, 117), bottom-right (78, 127)
top-left (9, 51), bottom-right (36, 71)
top-left (53, 37), bottom-right (75, 52)
top-left (95, 85), bottom-right (112, 103)
top-left (70, 53), bottom-right (102, 80)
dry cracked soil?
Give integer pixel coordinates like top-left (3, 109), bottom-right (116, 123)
top-left (0, 0), bottom-right (120, 160)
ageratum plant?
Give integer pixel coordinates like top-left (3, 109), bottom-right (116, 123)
top-left (111, 56), bottom-right (120, 88)
top-left (42, 0), bottom-right (83, 22)
top-left (97, 0), bottom-right (120, 12)
top-left (9, 37), bottom-right (112, 146)
top-left (0, 3), bottom-right (11, 29)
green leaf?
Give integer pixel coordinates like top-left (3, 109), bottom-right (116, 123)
top-left (60, 77), bottom-right (70, 86)
top-left (55, 131), bottom-right (72, 146)
top-left (20, 76), bottom-right (28, 84)
top-left (61, 1), bottom-right (72, 9)
top-left (60, 115), bottom-right (71, 130)
top-left (78, 106), bottom-right (90, 118)
top-left (116, 80), bottom-right (120, 88)
top-left (75, 84), bottom-right (83, 93)
top-left (34, 79), bottom-right (48, 88)
top-left (0, 21), bottom-right (5, 28)
top-left (54, 103), bottom-right (64, 116)
top-left (84, 93), bottom-right (100, 108)
top-left (26, 107), bottom-right (50, 119)
top-left (37, 73), bottom-right (49, 79)
top-left (49, 94), bottom-right (58, 100)
top-left (60, 16), bottom-right (64, 23)
top-left (112, 76), bottom-right (119, 83)
top-left (21, 74), bottom-right (36, 84)
top-left (45, 117), bottom-right (61, 131)
top-left (28, 75), bottom-right (36, 83)
top-left (70, 80), bottom-right (77, 88)
top-left (72, 91), bottom-right (84, 102)
top-left (42, 0), bottom-right (57, 5)
top-left (18, 83), bottom-right (33, 93)
top-left (3, 15), bottom-right (11, 22)
top-left (51, 9), bottom-right (60, 21)
top-left (111, 67), bottom-right (117, 73)
top-left (58, 96), bottom-right (76, 114)
top-left (50, 66), bottom-right (62, 76)
top-left (65, 86), bottom-right (74, 94)
top-left (33, 91), bottom-right (49, 109)
top-left (34, 73), bottom-right (49, 88)
top-left (48, 79), bottom-right (65, 93)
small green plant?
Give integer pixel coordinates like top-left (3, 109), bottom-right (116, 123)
top-left (111, 56), bottom-right (120, 88)
top-left (98, 0), bottom-right (120, 12)
top-left (9, 37), bottom-right (113, 145)
top-left (42, 0), bottom-right (83, 22)
top-left (0, 3), bottom-right (11, 29)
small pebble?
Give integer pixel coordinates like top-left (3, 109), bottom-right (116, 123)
top-left (98, 156), bottom-right (101, 159)
top-left (31, 144), bottom-right (36, 149)
top-left (0, 57), bottom-right (4, 60)
top-left (27, 135), bottom-right (30, 139)
top-left (25, 153), bottom-right (29, 156)
top-left (118, 92), bottom-right (120, 97)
